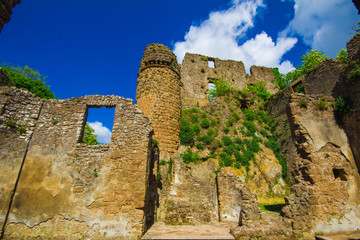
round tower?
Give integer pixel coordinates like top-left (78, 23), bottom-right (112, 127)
top-left (136, 43), bottom-right (181, 160)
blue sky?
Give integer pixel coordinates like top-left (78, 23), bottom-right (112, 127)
top-left (0, 0), bottom-right (358, 143)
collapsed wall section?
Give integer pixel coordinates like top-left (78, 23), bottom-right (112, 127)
top-left (0, 89), bottom-right (155, 239)
top-left (180, 53), bottom-right (277, 110)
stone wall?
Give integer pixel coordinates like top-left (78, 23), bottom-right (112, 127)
top-left (335, 35), bottom-right (360, 174)
top-left (289, 59), bottom-right (343, 97)
top-left (283, 94), bottom-right (360, 238)
top-left (0, 0), bottom-right (20, 32)
top-left (136, 43), bottom-right (181, 160)
top-left (0, 87), bottom-right (156, 239)
top-left (159, 157), bottom-right (219, 225)
top-left (217, 171), bottom-right (260, 224)
top-left (0, 87), bottom-right (43, 236)
top-left (180, 53), bottom-right (277, 110)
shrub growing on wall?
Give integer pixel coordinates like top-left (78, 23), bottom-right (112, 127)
top-left (1, 64), bottom-right (55, 99)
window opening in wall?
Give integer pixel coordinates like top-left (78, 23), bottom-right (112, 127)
top-left (82, 106), bottom-right (115, 144)
top-left (208, 60), bottom-right (215, 68)
top-left (208, 82), bottom-right (215, 101)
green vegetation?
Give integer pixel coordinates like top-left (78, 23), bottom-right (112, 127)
top-left (336, 49), bottom-right (348, 63)
top-left (1, 64), bottom-right (55, 99)
top-left (152, 139), bottom-right (158, 147)
top-left (209, 77), bottom-right (233, 100)
top-left (200, 118), bottom-right (210, 128)
top-left (82, 123), bottom-right (98, 145)
top-left (93, 168), bottom-right (98, 177)
top-left (299, 99), bottom-right (308, 108)
top-left (168, 158), bottom-right (173, 182)
top-left (181, 149), bottom-right (201, 164)
top-left (52, 119), bottom-right (59, 125)
top-left (314, 97), bottom-right (328, 111)
top-left (334, 96), bottom-right (352, 118)
top-left (179, 78), bottom-right (288, 178)
top-left (6, 119), bottom-right (16, 128)
top-left (347, 62), bottom-right (360, 83)
top-left (18, 126), bottom-right (26, 134)
top-left (180, 118), bottom-right (194, 145)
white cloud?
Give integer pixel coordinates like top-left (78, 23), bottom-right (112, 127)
top-left (281, 0), bottom-right (359, 57)
top-left (173, 0), bottom-right (298, 73)
top-left (88, 121), bottom-right (111, 144)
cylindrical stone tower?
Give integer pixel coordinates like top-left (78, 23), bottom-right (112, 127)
top-left (136, 43), bottom-right (181, 160)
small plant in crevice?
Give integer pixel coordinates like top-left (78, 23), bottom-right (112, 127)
top-left (201, 68), bottom-right (205, 73)
top-left (6, 119), bottom-right (16, 128)
top-left (93, 168), bottom-right (98, 177)
top-left (334, 96), bottom-right (352, 117)
top-left (152, 139), bottom-right (159, 147)
top-left (347, 63), bottom-right (360, 83)
top-left (159, 160), bottom-right (166, 165)
top-left (157, 171), bottom-right (162, 181)
top-left (299, 99), bottom-right (308, 108)
top-left (52, 119), bottom-right (59, 125)
top-left (314, 97), bottom-right (328, 111)
top-left (168, 158), bottom-right (173, 182)
top-left (18, 126), bottom-right (26, 134)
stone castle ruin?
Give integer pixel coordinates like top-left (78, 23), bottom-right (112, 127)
top-left (1, 2), bottom-right (360, 239)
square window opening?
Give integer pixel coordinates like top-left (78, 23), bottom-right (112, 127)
top-left (81, 106), bottom-right (115, 145)
top-left (208, 60), bottom-right (215, 68)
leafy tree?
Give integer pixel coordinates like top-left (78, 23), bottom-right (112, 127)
top-left (336, 49), bottom-right (348, 63)
top-left (1, 64), bottom-right (55, 99)
top-left (209, 77), bottom-right (233, 100)
top-left (82, 123), bottom-right (98, 145)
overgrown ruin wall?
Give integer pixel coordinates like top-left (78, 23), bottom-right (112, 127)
top-left (180, 53), bottom-right (277, 110)
top-left (0, 0), bottom-right (20, 32)
top-left (0, 87), bottom-right (155, 239)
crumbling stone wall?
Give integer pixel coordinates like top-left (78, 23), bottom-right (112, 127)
top-left (0, 0), bottom-right (20, 32)
top-left (136, 43), bottom-right (181, 160)
top-left (283, 94), bottom-right (360, 238)
top-left (0, 87), bottom-right (156, 239)
top-left (159, 157), bottom-right (219, 225)
top-left (180, 53), bottom-right (277, 110)
top-left (217, 171), bottom-right (260, 224)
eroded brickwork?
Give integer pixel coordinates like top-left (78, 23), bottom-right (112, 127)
top-left (136, 43), bottom-right (181, 160)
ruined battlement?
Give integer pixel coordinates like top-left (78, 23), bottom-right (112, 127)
top-left (139, 43), bottom-right (181, 76)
